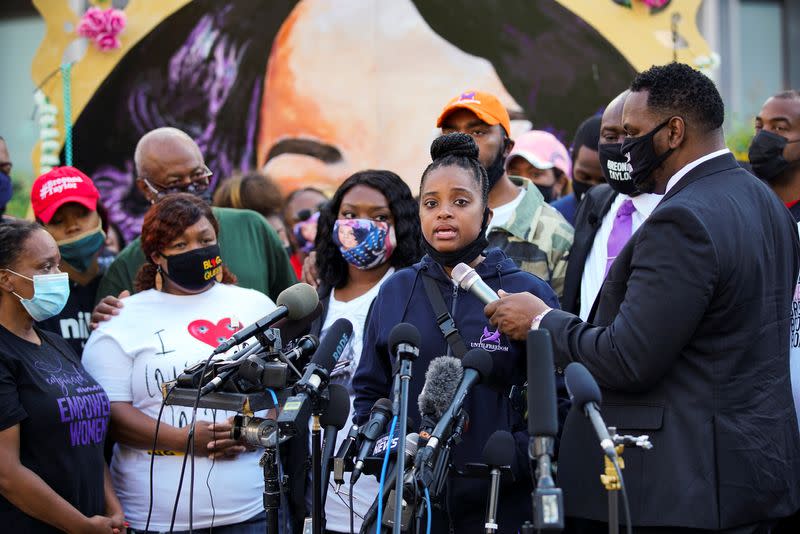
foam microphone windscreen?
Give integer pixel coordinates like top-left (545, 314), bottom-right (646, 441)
top-left (527, 329), bottom-right (559, 437)
top-left (273, 301), bottom-right (323, 346)
top-left (276, 282), bottom-right (320, 320)
top-left (388, 323), bottom-right (421, 354)
top-left (564, 362), bottom-right (602, 407)
top-left (481, 430), bottom-right (516, 467)
top-left (462, 348), bottom-right (493, 382)
top-left (417, 356), bottom-right (463, 420)
top-left (320, 383), bottom-right (351, 430)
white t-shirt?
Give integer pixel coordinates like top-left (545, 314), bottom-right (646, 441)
top-left (320, 268), bottom-right (394, 532)
top-left (82, 283), bottom-right (276, 531)
top-left (579, 192), bottom-right (661, 320)
top-left (486, 188), bottom-right (526, 233)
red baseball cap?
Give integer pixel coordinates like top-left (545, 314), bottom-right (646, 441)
top-left (436, 90), bottom-right (512, 137)
top-left (31, 166), bottom-right (99, 224)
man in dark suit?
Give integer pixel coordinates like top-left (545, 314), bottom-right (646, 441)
top-left (486, 63), bottom-right (800, 532)
top-left (561, 90), bottom-right (661, 318)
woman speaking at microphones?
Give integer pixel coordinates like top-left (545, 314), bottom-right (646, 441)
top-left (352, 133), bottom-right (567, 533)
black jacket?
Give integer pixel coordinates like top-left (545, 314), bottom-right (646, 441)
top-left (542, 153), bottom-right (800, 529)
top-left (560, 184), bottom-right (617, 315)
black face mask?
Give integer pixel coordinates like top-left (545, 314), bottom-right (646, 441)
top-left (423, 208), bottom-right (490, 268)
top-left (599, 142), bottom-right (639, 196)
top-left (485, 143), bottom-right (507, 190)
top-left (161, 244), bottom-right (223, 290)
top-left (535, 183), bottom-right (555, 203)
top-left (749, 130), bottom-right (800, 182)
top-left (571, 179), bottom-right (593, 202)
top-left (621, 119), bottom-right (674, 194)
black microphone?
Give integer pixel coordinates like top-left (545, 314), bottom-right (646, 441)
top-left (282, 334), bottom-right (320, 362)
top-left (416, 356), bottom-right (464, 443)
top-left (272, 301), bottom-right (323, 348)
top-left (351, 398), bottom-right (393, 485)
top-left (527, 329), bottom-right (564, 530)
top-left (482, 430), bottom-right (515, 534)
top-left (451, 263), bottom-right (499, 305)
top-left (415, 349), bottom-right (493, 487)
top-left (320, 383), bottom-right (350, 507)
top-left (212, 283), bottom-right (320, 354)
top-left (333, 423), bottom-right (360, 486)
top-left (277, 318), bottom-right (353, 435)
top-left (565, 362), bottom-right (616, 458)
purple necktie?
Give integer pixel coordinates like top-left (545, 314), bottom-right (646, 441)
top-left (605, 199), bottom-right (636, 276)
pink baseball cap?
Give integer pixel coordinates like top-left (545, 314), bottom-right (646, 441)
top-left (505, 130), bottom-right (572, 180)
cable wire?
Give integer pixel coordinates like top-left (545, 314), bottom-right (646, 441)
top-left (145, 386), bottom-right (174, 531)
top-left (375, 415), bottom-right (397, 534)
top-left (423, 487), bottom-right (432, 534)
top-left (612, 457), bottom-right (633, 534)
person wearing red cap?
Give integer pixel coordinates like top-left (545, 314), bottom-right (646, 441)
top-left (437, 90), bottom-right (574, 297)
top-left (32, 167), bottom-right (109, 356)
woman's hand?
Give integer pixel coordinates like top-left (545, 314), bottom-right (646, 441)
top-left (190, 418), bottom-right (246, 460)
top-left (301, 251), bottom-right (320, 289)
top-left (72, 515), bottom-right (115, 534)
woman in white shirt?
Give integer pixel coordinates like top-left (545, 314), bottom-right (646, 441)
top-left (83, 193), bottom-right (275, 533)
top-left (305, 170), bottom-right (422, 533)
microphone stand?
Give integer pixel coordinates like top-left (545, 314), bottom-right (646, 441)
top-left (392, 344), bottom-right (416, 534)
top-left (599, 427), bottom-right (652, 534)
top-left (305, 381), bottom-right (331, 534)
top-left (530, 436), bottom-right (563, 532)
top-left (260, 440), bottom-right (281, 534)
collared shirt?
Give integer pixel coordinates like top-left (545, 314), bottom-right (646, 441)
top-left (579, 192), bottom-right (662, 320)
top-left (664, 148), bottom-right (731, 195)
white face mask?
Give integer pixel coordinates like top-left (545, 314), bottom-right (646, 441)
top-left (4, 270), bottom-right (70, 321)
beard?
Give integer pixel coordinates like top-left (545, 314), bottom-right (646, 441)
top-left (485, 144), bottom-right (507, 191)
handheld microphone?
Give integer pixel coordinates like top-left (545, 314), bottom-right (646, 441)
top-left (351, 398), bottom-right (393, 485)
top-left (277, 318), bottom-right (353, 435)
top-left (451, 263), bottom-right (499, 305)
top-left (527, 329), bottom-right (564, 530)
top-left (415, 349), bottom-right (493, 488)
top-left (565, 362), bottom-right (616, 458)
top-left (416, 356), bottom-right (464, 443)
top-left (320, 383), bottom-right (350, 507)
top-left (212, 283), bottom-right (320, 354)
top-left (482, 430), bottom-right (516, 534)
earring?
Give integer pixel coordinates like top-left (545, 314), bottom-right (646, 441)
top-left (215, 268), bottom-right (223, 283)
top-left (155, 266), bottom-right (163, 291)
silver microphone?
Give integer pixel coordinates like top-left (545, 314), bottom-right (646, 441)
top-left (451, 263), bottom-right (499, 305)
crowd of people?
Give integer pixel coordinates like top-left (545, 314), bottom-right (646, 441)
top-left (0, 60), bottom-right (799, 534)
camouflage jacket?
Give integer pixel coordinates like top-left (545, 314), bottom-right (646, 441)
top-left (487, 176), bottom-right (574, 297)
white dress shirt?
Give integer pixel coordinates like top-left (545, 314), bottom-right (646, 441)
top-left (578, 192), bottom-right (662, 320)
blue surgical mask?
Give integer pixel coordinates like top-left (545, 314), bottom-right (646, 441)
top-left (4, 270), bottom-right (70, 321)
top-left (57, 225), bottom-right (106, 272)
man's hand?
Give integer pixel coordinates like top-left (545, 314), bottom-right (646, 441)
top-left (90, 290), bottom-right (130, 329)
top-left (484, 290), bottom-right (550, 341)
top-left (301, 251), bottom-right (320, 289)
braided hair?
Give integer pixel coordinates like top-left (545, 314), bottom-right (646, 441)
top-left (420, 133), bottom-right (489, 206)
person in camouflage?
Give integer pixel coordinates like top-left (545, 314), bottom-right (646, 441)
top-left (437, 90), bottom-right (574, 296)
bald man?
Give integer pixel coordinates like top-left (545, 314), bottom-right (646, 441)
top-left (560, 91), bottom-right (661, 317)
top-left (93, 128), bottom-right (296, 320)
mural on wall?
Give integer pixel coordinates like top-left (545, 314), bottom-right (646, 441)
top-left (32, 0), bottom-right (712, 241)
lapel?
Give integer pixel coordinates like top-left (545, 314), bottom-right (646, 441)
top-left (573, 186), bottom-right (618, 266)
top-left (660, 152), bottom-right (739, 204)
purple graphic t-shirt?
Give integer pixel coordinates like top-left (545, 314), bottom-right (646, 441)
top-left (0, 325), bottom-right (108, 532)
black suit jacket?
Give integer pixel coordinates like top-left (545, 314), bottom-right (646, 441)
top-left (561, 184), bottom-right (618, 314)
top-left (542, 153), bottom-right (800, 529)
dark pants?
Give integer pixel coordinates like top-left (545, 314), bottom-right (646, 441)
top-left (566, 517), bottom-right (777, 534)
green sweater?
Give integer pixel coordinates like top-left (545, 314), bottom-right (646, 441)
top-left (96, 206), bottom-right (297, 303)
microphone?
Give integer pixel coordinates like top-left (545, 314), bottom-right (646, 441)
top-left (416, 356), bottom-right (464, 442)
top-left (212, 283), bottom-right (320, 354)
top-left (482, 430), bottom-right (516, 534)
top-left (565, 362), bottom-right (616, 458)
top-left (277, 318), bottom-right (353, 435)
top-left (272, 301), bottom-right (323, 348)
top-left (451, 263), bottom-right (499, 305)
top-left (527, 329), bottom-right (564, 530)
top-left (282, 334), bottom-right (320, 362)
top-left (415, 349), bottom-right (493, 487)
top-left (333, 423), bottom-right (360, 486)
top-left (351, 398), bottom-right (393, 485)
top-left (320, 383), bottom-right (350, 507)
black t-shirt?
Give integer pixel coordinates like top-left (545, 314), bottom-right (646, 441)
top-left (39, 275), bottom-right (102, 357)
top-left (0, 325), bottom-right (109, 532)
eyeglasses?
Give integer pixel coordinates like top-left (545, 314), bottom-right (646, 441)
top-left (141, 166), bottom-right (213, 198)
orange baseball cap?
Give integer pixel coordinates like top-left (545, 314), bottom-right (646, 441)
top-left (436, 90), bottom-right (511, 137)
